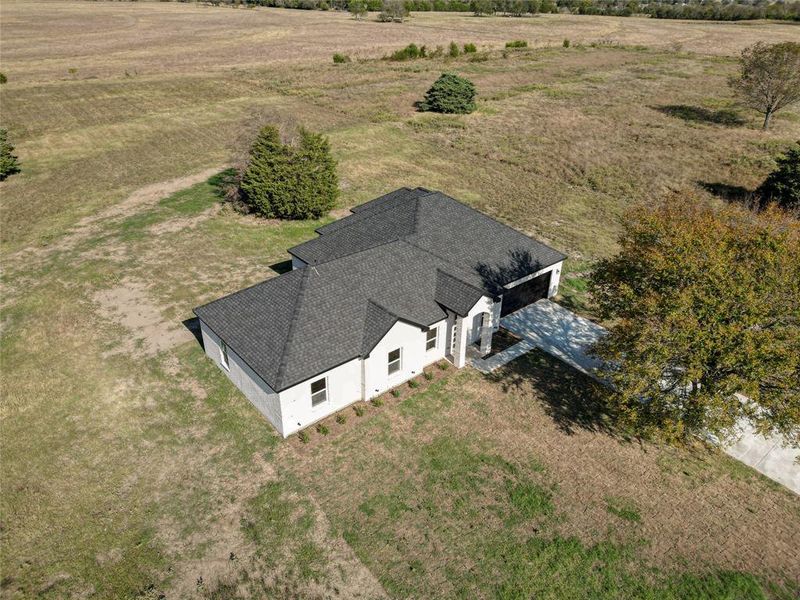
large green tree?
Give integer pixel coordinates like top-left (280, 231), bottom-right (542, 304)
top-left (240, 125), bottom-right (338, 220)
top-left (757, 141), bottom-right (800, 213)
top-left (729, 41), bottom-right (800, 130)
top-left (589, 199), bottom-right (800, 445)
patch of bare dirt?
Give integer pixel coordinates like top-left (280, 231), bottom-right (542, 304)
top-left (93, 279), bottom-right (191, 357)
top-left (8, 167), bottom-right (223, 266)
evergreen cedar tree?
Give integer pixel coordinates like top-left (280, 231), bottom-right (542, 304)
top-left (0, 128), bottom-right (21, 181)
top-left (729, 41), bottom-right (800, 130)
top-left (589, 199), bottom-right (799, 446)
top-left (240, 125), bottom-right (338, 220)
top-left (420, 73), bottom-right (477, 115)
top-left (758, 141), bottom-right (800, 212)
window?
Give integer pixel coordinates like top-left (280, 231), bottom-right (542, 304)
top-left (388, 348), bottom-right (401, 375)
top-left (426, 327), bottom-right (437, 351)
top-left (311, 378), bottom-right (327, 407)
top-left (219, 340), bottom-right (229, 370)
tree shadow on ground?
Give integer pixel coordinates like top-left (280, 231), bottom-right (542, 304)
top-left (486, 348), bottom-right (616, 437)
top-left (654, 105), bottom-right (746, 127)
top-left (697, 181), bottom-right (755, 203)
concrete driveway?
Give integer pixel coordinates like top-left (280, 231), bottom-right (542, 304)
top-left (494, 299), bottom-right (800, 495)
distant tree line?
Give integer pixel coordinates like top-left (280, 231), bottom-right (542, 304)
top-left (213, 0), bottom-right (800, 20)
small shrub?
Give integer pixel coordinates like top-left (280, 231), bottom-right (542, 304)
top-left (353, 405), bottom-right (365, 417)
top-left (371, 397), bottom-right (384, 407)
top-left (463, 43), bottom-right (477, 53)
top-left (335, 414), bottom-right (347, 425)
top-left (0, 73), bottom-right (6, 84)
top-left (298, 430), bottom-right (310, 443)
top-left (389, 43), bottom-right (423, 61)
top-left (408, 380), bottom-right (420, 389)
top-left (438, 360), bottom-right (450, 370)
top-left (448, 41), bottom-right (460, 57)
top-left (505, 40), bottom-right (527, 49)
top-left (316, 423), bottom-right (330, 435)
top-left (419, 72), bottom-right (477, 114)
top-left (0, 129), bottom-right (21, 181)
top-left (423, 371), bottom-right (434, 381)
top-left (429, 45), bottom-right (444, 59)
top-left (391, 389), bottom-right (401, 398)
top-left (563, 38), bottom-right (570, 48)
top-left (333, 53), bottom-right (351, 64)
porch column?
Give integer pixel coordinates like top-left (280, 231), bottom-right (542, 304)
top-left (479, 321), bottom-right (493, 356)
top-left (452, 316), bottom-right (468, 368)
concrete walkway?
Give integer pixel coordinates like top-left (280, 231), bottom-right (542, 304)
top-left (470, 299), bottom-right (799, 495)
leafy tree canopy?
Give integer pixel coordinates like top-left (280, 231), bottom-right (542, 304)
top-left (419, 72), bottom-right (477, 114)
top-left (758, 140), bottom-right (800, 212)
top-left (589, 198), bottom-right (800, 446)
top-left (729, 41), bottom-right (800, 130)
top-left (240, 125), bottom-right (338, 220)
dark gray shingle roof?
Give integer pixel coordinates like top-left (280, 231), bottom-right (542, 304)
top-left (196, 189), bottom-right (566, 392)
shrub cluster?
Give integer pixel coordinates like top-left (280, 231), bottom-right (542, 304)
top-left (0, 128), bottom-right (20, 181)
top-left (240, 125), bottom-right (338, 219)
top-left (758, 142), bottom-right (800, 212)
top-left (332, 52), bottom-right (351, 63)
top-left (388, 43), bottom-right (426, 61)
top-left (419, 72), bottom-right (477, 114)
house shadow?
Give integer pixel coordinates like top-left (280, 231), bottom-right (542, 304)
top-left (475, 249), bottom-right (543, 295)
top-left (269, 259), bottom-right (293, 275)
top-left (486, 348), bottom-right (615, 437)
top-left (654, 104), bottom-right (746, 127)
top-left (182, 317), bottom-right (204, 348)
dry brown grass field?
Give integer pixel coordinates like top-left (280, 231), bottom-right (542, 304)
top-left (1, 2), bottom-right (799, 599)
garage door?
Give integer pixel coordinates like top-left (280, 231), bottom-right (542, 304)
top-left (501, 272), bottom-right (551, 317)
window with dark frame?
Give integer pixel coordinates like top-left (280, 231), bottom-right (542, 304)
top-left (311, 378), bottom-right (327, 407)
top-left (426, 327), bottom-right (437, 351)
top-left (220, 340), bottom-right (229, 369)
top-left (388, 348), bottom-right (401, 375)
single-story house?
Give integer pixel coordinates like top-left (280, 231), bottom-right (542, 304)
top-left (194, 187), bottom-right (565, 437)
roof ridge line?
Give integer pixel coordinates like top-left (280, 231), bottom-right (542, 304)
top-left (320, 188), bottom-right (435, 236)
top-left (431, 191), bottom-right (567, 261)
top-left (434, 266), bottom-right (490, 298)
top-left (274, 266), bottom-right (313, 388)
top-left (399, 238), bottom-right (488, 293)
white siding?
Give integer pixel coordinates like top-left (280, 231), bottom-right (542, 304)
top-left (278, 358), bottom-right (362, 436)
top-left (464, 296), bottom-right (497, 344)
top-left (363, 319), bottom-right (446, 400)
top-left (200, 322), bottom-right (284, 436)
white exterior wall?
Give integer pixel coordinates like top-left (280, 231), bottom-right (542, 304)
top-left (278, 358), bottom-right (362, 437)
top-left (464, 296), bottom-right (498, 344)
top-left (363, 319), bottom-right (446, 400)
top-left (200, 322), bottom-right (284, 436)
